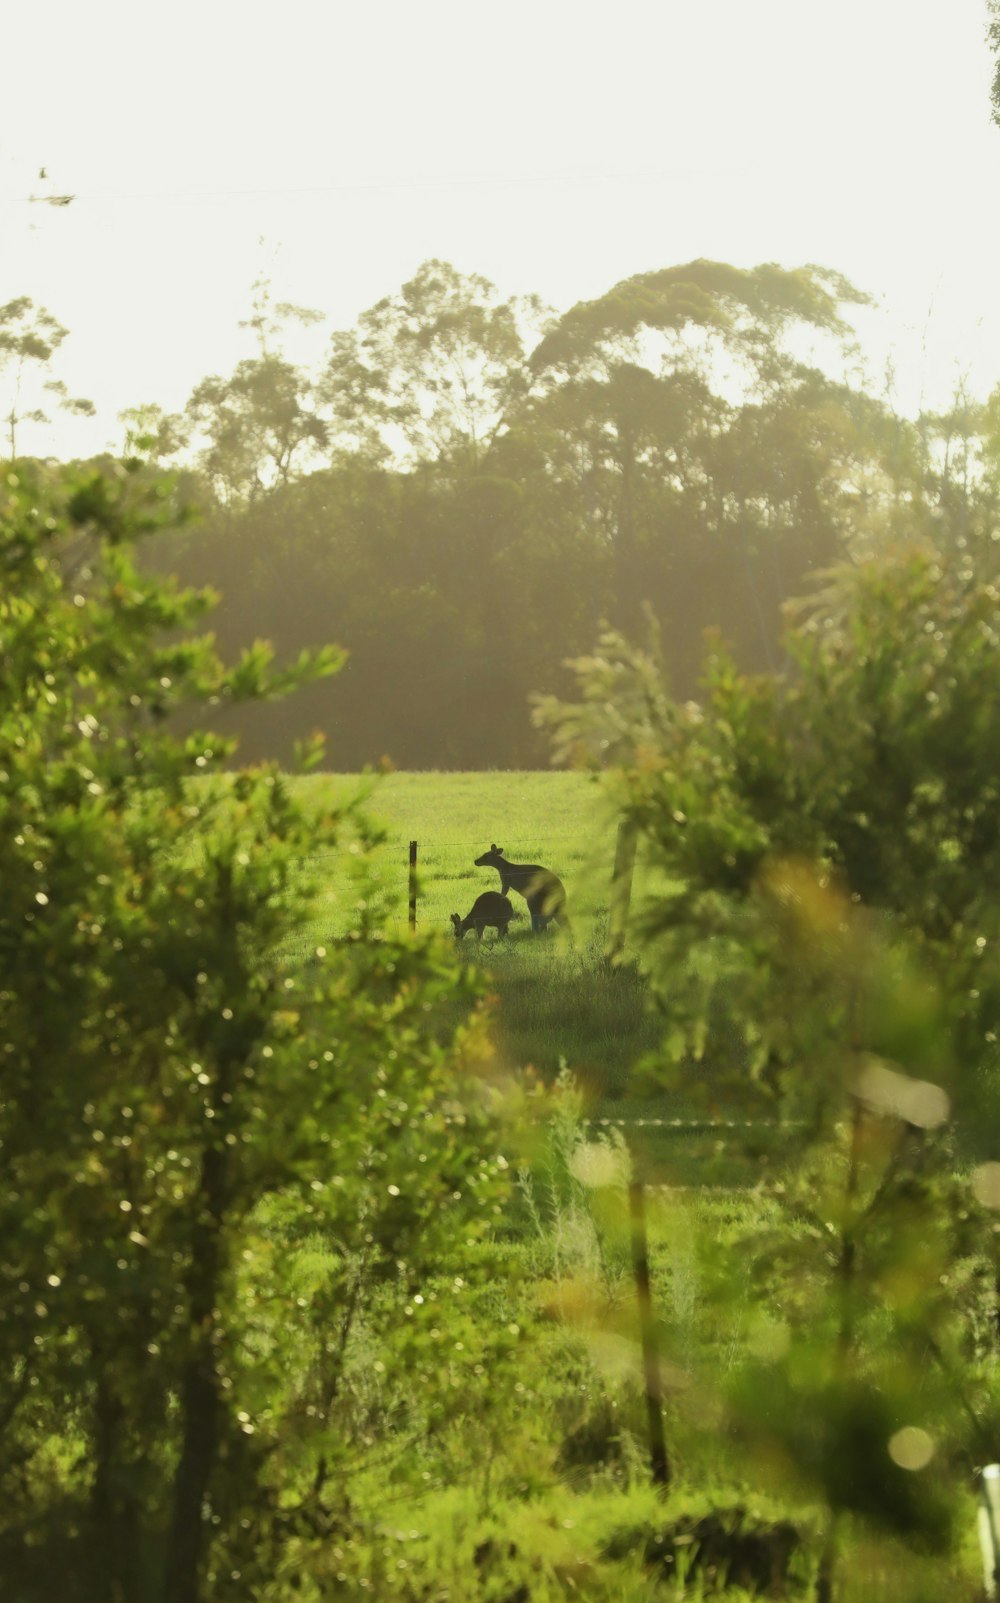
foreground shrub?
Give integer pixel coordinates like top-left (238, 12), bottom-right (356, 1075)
top-left (0, 465), bottom-right (507, 1602)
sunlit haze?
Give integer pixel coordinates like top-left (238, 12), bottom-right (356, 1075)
top-left (3, 0), bottom-right (1000, 458)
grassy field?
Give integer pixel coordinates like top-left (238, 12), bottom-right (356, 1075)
top-left (293, 768), bottom-right (629, 942)
top-left (280, 770), bottom-right (778, 1188)
top-left (295, 769), bottom-right (662, 1088)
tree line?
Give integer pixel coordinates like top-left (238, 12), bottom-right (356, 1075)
top-left (6, 258), bottom-right (1000, 769)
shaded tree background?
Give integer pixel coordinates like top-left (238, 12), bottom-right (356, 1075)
top-left (39, 255), bottom-right (1000, 770)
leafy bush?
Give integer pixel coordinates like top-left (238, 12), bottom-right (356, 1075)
top-left (0, 464), bottom-right (508, 1602)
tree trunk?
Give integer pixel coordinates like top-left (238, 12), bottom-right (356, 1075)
top-left (90, 1366), bottom-right (144, 1603)
top-left (162, 1142), bottom-right (229, 1603)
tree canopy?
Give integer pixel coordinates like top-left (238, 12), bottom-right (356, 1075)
top-left (10, 255), bottom-right (1000, 772)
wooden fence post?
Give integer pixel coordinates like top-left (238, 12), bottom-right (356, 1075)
top-left (408, 840), bottom-right (418, 933)
top-left (978, 1464), bottom-right (1000, 1597)
top-left (608, 818), bottom-right (638, 961)
top-left (628, 1174), bottom-right (671, 1489)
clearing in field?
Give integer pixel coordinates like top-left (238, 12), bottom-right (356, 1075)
top-left (286, 770), bottom-right (779, 1187)
top-left (294, 768), bottom-right (622, 940)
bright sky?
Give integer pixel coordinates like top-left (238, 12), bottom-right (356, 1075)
top-left (3, 0), bottom-right (1000, 458)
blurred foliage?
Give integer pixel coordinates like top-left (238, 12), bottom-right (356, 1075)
top-left (8, 247), bottom-right (1000, 1595)
top-left (536, 548), bottom-right (1000, 1125)
top-left (537, 538), bottom-right (1000, 1591)
top-left (0, 463), bottom-right (512, 1601)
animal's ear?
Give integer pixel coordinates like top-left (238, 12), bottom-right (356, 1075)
top-left (493, 843), bottom-right (503, 853)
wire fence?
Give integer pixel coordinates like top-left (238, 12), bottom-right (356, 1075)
top-left (305, 830), bottom-right (805, 1159)
top-left (645, 1183), bottom-right (785, 1195)
top-left (590, 1117), bottom-right (806, 1132)
top-left (293, 829), bottom-right (637, 943)
top-left (304, 831), bottom-right (596, 857)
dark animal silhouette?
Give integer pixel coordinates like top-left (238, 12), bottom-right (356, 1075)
top-left (450, 891), bottom-right (516, 942)
top-left (474, 844), bottom-right (569, 933)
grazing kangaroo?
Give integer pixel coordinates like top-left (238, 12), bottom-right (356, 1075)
top-left (451, 891), bottom-right (516, 942)
top-left (474, 844), bottom-right (569, 934)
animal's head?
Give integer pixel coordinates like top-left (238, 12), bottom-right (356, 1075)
top-left (474, 843), bottom-right (504, 868)
top-left (450, 912), bottom-right (464, 938)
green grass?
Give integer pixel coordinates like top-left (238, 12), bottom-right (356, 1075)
top-left (292, 767), bottom-right (630, 941)
top-left (278, 770), bottom-right (777, 1186)
top-left (290, 770), bottom-right (664, 1092)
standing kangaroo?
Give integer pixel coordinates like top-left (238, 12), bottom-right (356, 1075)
top-left (474, 844), bottom-right (569, 934)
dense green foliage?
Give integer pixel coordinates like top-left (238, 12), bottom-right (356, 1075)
top-left (7, 224), bottom-right (1000, 1594)
top-left (3, 460), bottom-right (998, 1598)
top-left (538, 544), bottom-right (1000, 1116)
top-left (538, 535), bottom-right (1000, 1597)
top-left (2, 10), bottom-right (1000, 1594)
top-left (0, 467), bottom-right (512, 1601)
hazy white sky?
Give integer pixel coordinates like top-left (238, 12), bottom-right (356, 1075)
top-left (3, 0), bottom-right (1000, 457)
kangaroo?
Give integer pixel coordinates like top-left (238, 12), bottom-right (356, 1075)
top-left (474, 844), bottom-right (569, 934)
top-left (451, 891), bottom-right (516, 942)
